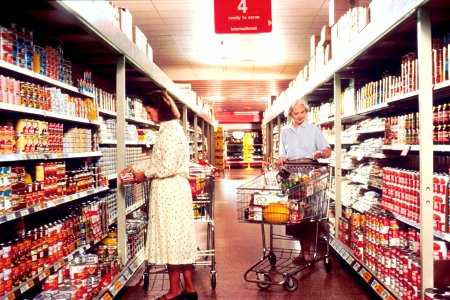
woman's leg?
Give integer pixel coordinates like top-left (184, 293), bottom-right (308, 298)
top-left (164, 265), bottom-right (182, 298)
top-left (181, 264), bottom-right (196, 293)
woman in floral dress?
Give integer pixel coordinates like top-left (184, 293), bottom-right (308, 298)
top-left (120, 91), bottom-right (198, 300)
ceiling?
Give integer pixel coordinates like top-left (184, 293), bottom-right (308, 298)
top-left (111, 0), bottom-right (330, 119)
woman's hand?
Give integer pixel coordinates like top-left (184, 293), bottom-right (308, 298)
top-left (313, 151), bottom-right (323, 160)
top-left (119, 167), bottom-right (136, 183)
top-left (133, 171), bottom-right (146, 183)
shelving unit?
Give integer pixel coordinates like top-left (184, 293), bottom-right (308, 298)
top-left (263, 0), bottom-right (450, 298)
top-left (0, 1), bottom-right (214, 299)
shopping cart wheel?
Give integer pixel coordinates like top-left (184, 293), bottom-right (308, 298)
top-left (143, 273), bottom-right (149, 291)
top-left (324, 258), bottom-right (332, 273)
top-left (256, 273), bottom-right (271, 289)
top-left (283, 276), bottom-right (298, 292)
top-left (211, 273), bottom-right (217, 290)
top-left (268, 251), bottom-right (277, 266)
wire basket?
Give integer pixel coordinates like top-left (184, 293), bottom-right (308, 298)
top-left (237, 164), bottom-right (329, 224)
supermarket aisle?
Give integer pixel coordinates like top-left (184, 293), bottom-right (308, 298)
top-left (118, 168), bottom-right (377, 300)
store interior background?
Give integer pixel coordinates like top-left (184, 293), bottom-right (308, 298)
top-left (1, 0), bottom-right (450, 299)
top-left (111, 0), bottom-right (344, 157)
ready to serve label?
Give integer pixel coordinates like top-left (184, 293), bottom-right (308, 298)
top-left (214, 0), bottom-right (272, 34)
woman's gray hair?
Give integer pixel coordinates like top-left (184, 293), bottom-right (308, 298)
top-left (284, 98), bottom-right (310, 118)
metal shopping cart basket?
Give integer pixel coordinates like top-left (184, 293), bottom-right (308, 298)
top-left (237, 162), bottom-right (331, 292)
top-left (142, 164), bottom-right (217, 291)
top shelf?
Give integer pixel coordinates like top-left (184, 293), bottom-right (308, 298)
top-left (263, 0), bottom-right (428, 124)
top-left (53, 1), bottom-right (212, 125)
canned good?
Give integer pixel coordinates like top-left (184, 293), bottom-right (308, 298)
top-left (69, 263), bottom-right (86, 281)
top-left (51, 292), bottom-right (71, 300)
top-left (33, 292), bottom-right (53, 299)
top-left (42, 273), bottom-right (59, 293)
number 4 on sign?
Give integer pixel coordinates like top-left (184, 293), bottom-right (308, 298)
top-left (238, 0), bottom-right (248, 13)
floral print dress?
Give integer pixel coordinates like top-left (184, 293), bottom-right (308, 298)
top-left (134, 119), bottom-right (197, 265)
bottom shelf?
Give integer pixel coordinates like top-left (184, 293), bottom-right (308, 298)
top-left (95, 249), bottom-right (145, 300)
top-left (329, 236), bottom-right (400, 300)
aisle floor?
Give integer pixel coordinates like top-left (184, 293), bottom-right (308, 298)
top-left (117, 168), bottom-right (377, 300)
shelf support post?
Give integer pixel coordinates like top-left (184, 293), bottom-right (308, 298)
top-left (182, 104), bottom-right (188, 134)
top-left (116, 55), bottom-right (127, 267)
top-left (333, 72), bottom-right (342, 237)
top-left (194, 114), bottom-right (198, 162)
top-left (417, 6), bottom-right (434, 297)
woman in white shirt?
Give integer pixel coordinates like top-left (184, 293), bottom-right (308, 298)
top-left (277, 99), bottom-right (331, 264)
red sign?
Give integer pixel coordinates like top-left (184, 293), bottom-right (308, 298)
top-left (214, 0), bottom-right (272, 34)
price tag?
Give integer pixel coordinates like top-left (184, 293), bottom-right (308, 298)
top-left (381, 290), bottom-right (390, 299)
top-left (6, 214), bottom-right (14, 221)
top-left (100, 293), bottom-right (113, 300)
top-left (67, 254), bottom-right (74, 261)
top-left (353, 262), bottom-right (361, 271)
top-left (123, 269), bottom-right (131, 280)
top-left (342, 251), bottom-right (349, 260)
top-left (359, 268), bottom-right (372, 282)
top-left (20, 284), bottom-right (28, 293)
top-left (346, 256), bottom-right (354, 265)
top-left (54, 262), bottom-right (61, 269)
top-left (110, 281), bottom-right (122, 296)
top-left (400, 145), bottom-right (411, 156)
top-left (385, 295), bottom-right (395, 300)
top-left (39, 272), bottom-right (47, 281)
top-left (7, 292), bottom-right (15, 300)
top-left (371, 280), bottom-right (385, 295)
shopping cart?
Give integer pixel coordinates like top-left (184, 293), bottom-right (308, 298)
top-left (237, 162), bottom-right (331, 292)
top-left (142, 164), bottom-right (217, 291)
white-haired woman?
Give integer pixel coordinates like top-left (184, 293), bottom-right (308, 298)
top-left (277, 98), bottom-right (331, 264)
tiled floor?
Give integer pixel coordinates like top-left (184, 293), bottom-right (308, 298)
top-left (117, 168), bottom-right (378, 299)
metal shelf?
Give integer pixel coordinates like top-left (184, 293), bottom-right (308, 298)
top-left (0, 60), bottom-right (91, 98)
top-left (329, 236), bottom-right (400, 300)
top-left (0, 186), bottom-right (110, 225)
top-left (0, 151), bottom-right (102, 162)
top-left (0, 103), bottom-right (100, 125)
top-left (5, 233), bottom-right (107, 300)
top-left (94, 249), bottom-right (145, 300)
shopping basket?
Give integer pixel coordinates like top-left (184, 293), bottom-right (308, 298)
top-left (237, 162), bottom-right (331, 292)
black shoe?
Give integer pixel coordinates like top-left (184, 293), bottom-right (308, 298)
top-left (182, 292), bottom-right (198, 300)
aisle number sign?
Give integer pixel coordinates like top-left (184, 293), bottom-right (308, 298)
top-left (214, 0), bottom-right (272, 34)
